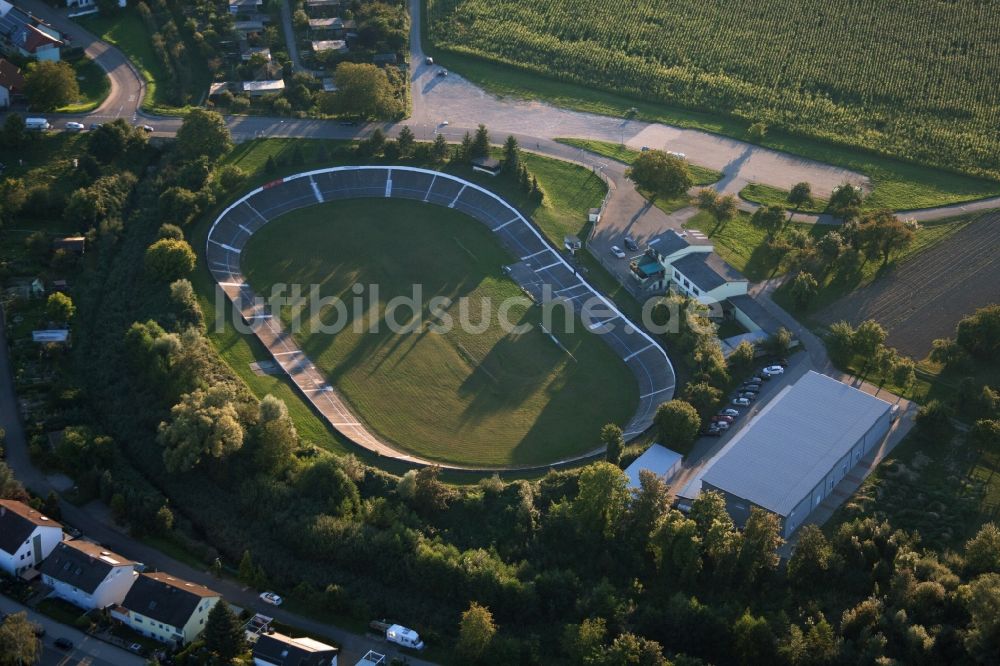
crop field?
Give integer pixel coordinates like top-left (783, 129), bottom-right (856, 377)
top-left (241, 198), bottom-right (637, 466)
top-left (427, 0), bottom-right (1000, 180)
top-left (816, 211), bottom-right (1000, 360)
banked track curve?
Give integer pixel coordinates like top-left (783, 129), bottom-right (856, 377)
top-left (206, 166), bottom-right (676, 471)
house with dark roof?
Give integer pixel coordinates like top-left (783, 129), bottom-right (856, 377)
top-left (669, 251), bottom-right (748, 303)
top-left (0, 56), bottom-right (24, 108)
top-left (112, 572), bottom-right (220, 646)
top-left (0, 500), bottom-right (63, 578)
top-left (0, 0), bottom-right (62, 61)
top-left (629, 229), bottom-right (711, 293)
top-left (253, 632), bottom-right (339, 666)
top-left (228, 0), bottom-right (262, 14)
top-left (39, 540), bottom-right (137, 610)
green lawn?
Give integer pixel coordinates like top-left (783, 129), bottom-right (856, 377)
top-left (555, 137), bottom-right (723, 185)
top-left (241, 199), bottom-right (636, 466)
top-left (192, 139), bottom-right (636, 471)
top-left (739, 182), bottom-right (828, 215)
top-left (56, 55), bottom-right (110, 113)
top-left (80, 9), bottom-right (207, 114)
top-left (36, 598), bottom-right (90, 627)
top-left (425, 45), bottom-right (1000, 211)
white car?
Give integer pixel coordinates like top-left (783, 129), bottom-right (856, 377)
top-left (140, 124), bottom-right (154, 133)
top-left (732, 397), bottom-right (751, 407)
top-left (65, 121), bottom-right (85, 131)
top-left (440, 120), bottom-right (449, 126)
top-left (610, 245), bottom-right (626, 258)
top-left (425, 56), bottom-right (434, 65)
top-left (259, 592), bottom-right (283, 606)
top-left (721, 408), bottom-right (740, 417)
top-left (762, 365), bottom-right (785, 376)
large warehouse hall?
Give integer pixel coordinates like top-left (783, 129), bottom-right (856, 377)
top-left (701, 371), bottom-right (895, 538)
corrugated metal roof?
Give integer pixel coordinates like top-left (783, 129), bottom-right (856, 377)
top-left (701, 371), bottom-right (891, 516)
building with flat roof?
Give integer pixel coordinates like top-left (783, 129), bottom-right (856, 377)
top-left (701, 371), bottom-right (893, 538)
top-left (253, 632), bottom-right (339, 666)
top-left (624, 444), bottom-right (683, 489)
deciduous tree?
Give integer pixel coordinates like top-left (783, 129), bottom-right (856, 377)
top-left (750, 204), bottom-right (787, 239)
top-left (0, 611), bottom-right (40, 666)
top-left (828, 183), bottom-right (864, 221)
top-left (790, 271), bottom-right (818, 310)
top-left (626, 150), bottom-right (693, 201)
top-left (574, 461), bottom-right (630, 539)
top-left (655, 400), bottom-right (701, 453)
top-left (145, 238), bottom-right (196, 282)
top-left (158, 384), bottom-right (245, 472)
top-left (176, 108), bottom-right (233, 161)
top-left (45, 292), bottom-right (75, 325)
top-left (457, 602), bottom-right (496, 663)
top-left (24, 60), bottom-right (79, 110)
top-left (788, 182), bottom-right (814, 211)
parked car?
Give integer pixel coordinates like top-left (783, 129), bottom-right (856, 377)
top-left (260, 591), bottom-right (283, 606)
top-left (425, 56), bottom-right (434, 65)
top-left (65, 121), bottom-right (85, 131)
top-left (128, 642), bottom-right (143, 654)
top-left (89, 123), bottom-right (103, 130)
top-left (713, 421), bottom-right (730, 430)
top-left (762, 365), bottom-right (785, 376)
top-left (440, 120), bottom-right (449, 126)
top-left (623, 235), bottom-right (639, 251)
top-left (737, 392), bottom-right (757, 402)
top-left (733, 397), bottom-right (751, 407)
top-left (702, 427), bottom-right (722, 437)
top-left (610, 245), bottom-right (626, 258)
top-left (140, 124), bottom-right (154, 133)
top-left (741, 384), bottom-right (760, 393)
top-left (712, 415), bottom-right (733, 423)
top-left (54, 637), bottom-right (73, 650)
top-left (744, 377), bottom-right (763, 385)
top-left (437, 69), bottom-right (448, 77)
top-left (721, 408), bottom-right (740, 417)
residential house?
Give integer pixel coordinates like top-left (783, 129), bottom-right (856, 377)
top-left (0, 500), bottom-right (63, 578)
top-left (53, 236), bottom-right (86, 254)
top-left (669, 251), bottom-right (748, 304)
top-left (234, 19), bottom-right (266, 39)
top-left (311, 39), bottom-right (347, 54)
top-left (39, 540), bottom-right (137, 610)
top-left (228, 0), bottom-right (262, 15)
top-left (112, 572), bottom-right (220, 646)
top-left (253, 632), bottom-right (339, 666)
top-left (242, 79), bottom-right (284, 96)
top-left (0, 1), bottom-right (62, 61)
top-left (0, 56), bottom-right (24, 108)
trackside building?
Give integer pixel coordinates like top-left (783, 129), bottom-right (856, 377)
top-left (701, 371), bottom-right (893, 538)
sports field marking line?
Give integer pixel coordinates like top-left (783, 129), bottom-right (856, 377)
top-left (330, 422), bottom-right (361, 427)
top-left (535, 260), bottom-right (562, 272)
top-left (521, 248), bottom-right (552, 261)
top-left (639, 387), bottom-right (673, 399)
top-left (209, 239), bottom-right (241, 254)
top-left (493, 217), bottom-right (519, 232)
top-left (309, 176), bottom-right (324, 203)
top-left (384, 170), bottom-right (393, 198)
top-left (624, 344), bottom-right (656, 361)
top-left (238, 224), bottom-right (254, 235)
top-left (554, 283), bottom-right (587, 295)
top-left (587, 316), bottom-right (618, 330)
top-left (244, 314), bottom-right (273, 320)
top-left (218, 281), bottom-right (245, 287)
top-left (245, 201), bottom-right (267, 223)
top-left (448, 184), bottom-right (467, 208)
top-left (273, 350), bottom-right (303, 356)
top-left (423, 174), bottom-right (437, 202)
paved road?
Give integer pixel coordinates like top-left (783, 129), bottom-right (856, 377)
top-left (0, 307), bottom-right (435, 666)
top-left (17, 0), bottom-right (145, 123)
top-left (0, 596), bottom-right (146, 666)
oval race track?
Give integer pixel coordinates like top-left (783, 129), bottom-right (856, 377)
top-left (206, 166), bottom-right (676, 470)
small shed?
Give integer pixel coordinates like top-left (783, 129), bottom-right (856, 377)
top-left (373, 53), bottom-right (397, 66)
top-left (588, 207), bottom-right (601, 223)
top-left (53, 236), bottom-right (86, 254)
top-left (33, 329), bottom-right (70, 344)
top-left (321, 77), bottom-right (337, 92)
top-left (471, 156), bottom-right (501, 176)
top-left (242, 80), bottom-right (285, 96)
top-left (311, 40), bottom-right (348, 54)
top-left (564, 235), bottom-right (582, 252)
top-left (624, 444), bottom-right (683, 489)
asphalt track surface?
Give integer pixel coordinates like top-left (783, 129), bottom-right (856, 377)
top-left (207, 167), bottom-right (676, 469)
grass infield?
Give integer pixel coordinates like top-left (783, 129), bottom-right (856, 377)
top-left (241, 198), bottom-right (637, 467)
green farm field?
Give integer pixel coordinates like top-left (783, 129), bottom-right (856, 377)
top-left (241, 198), bottom-right (637, 466)
top-left (427, 0), bottom-right (1000, 183)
